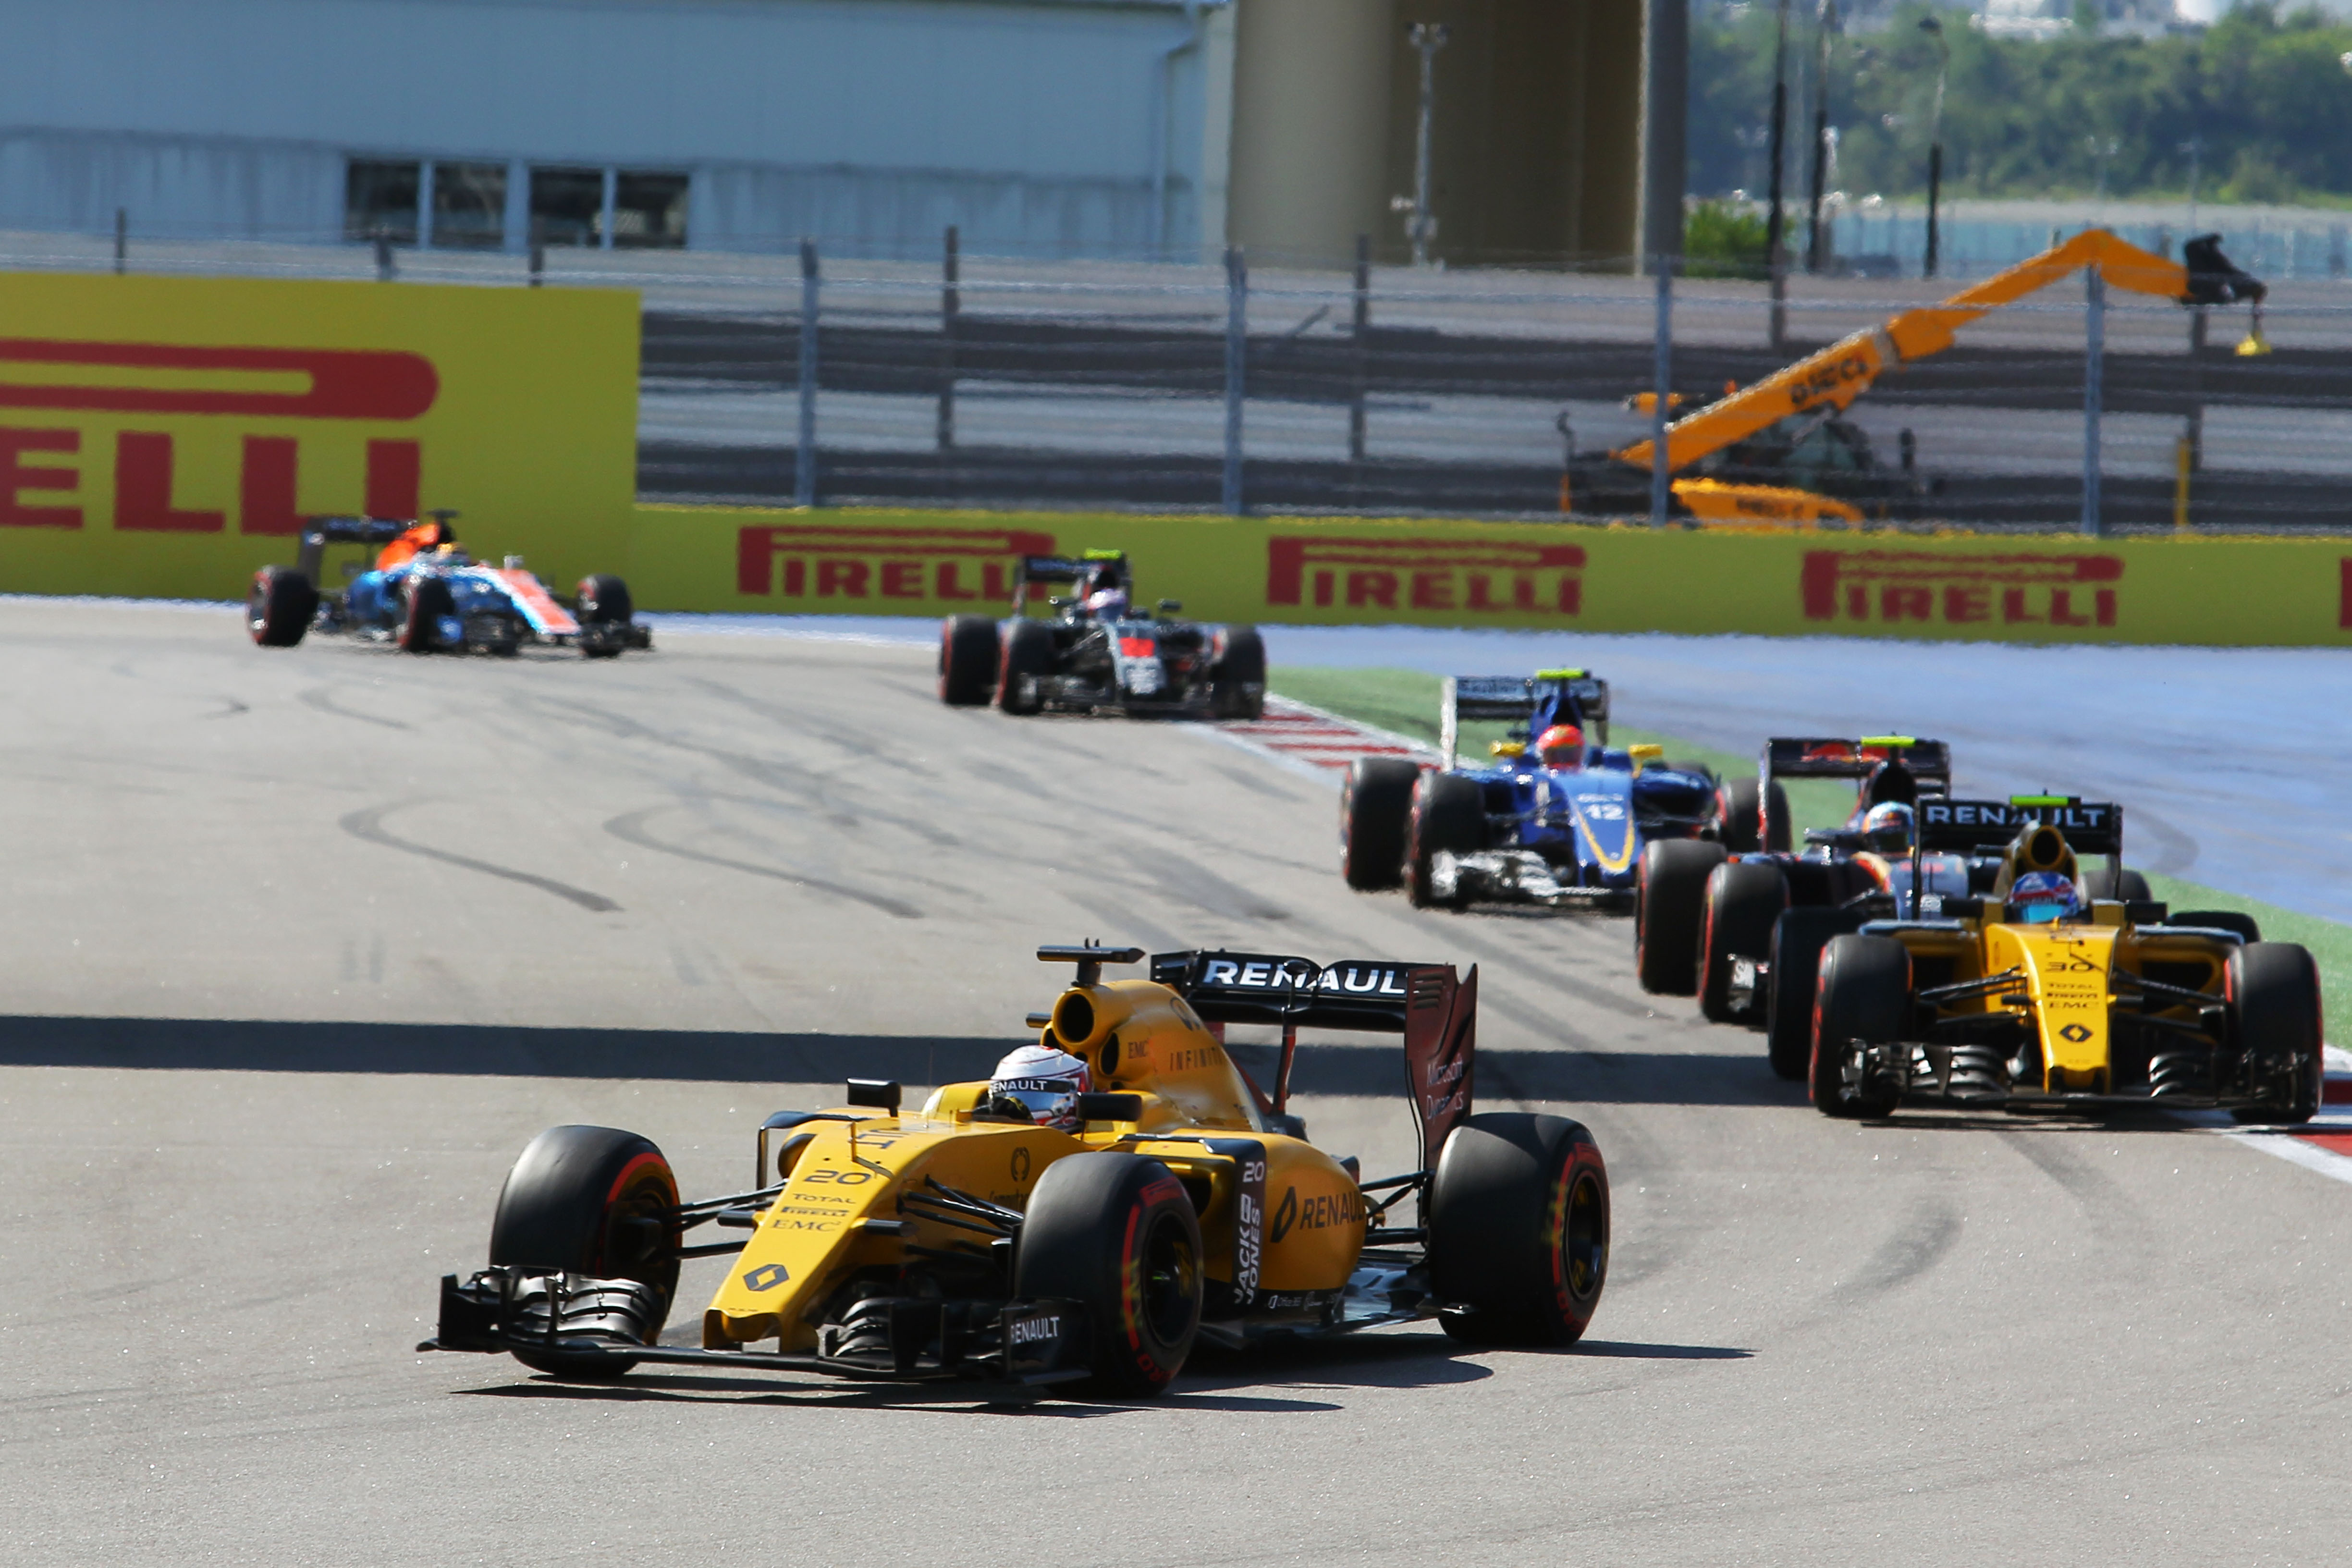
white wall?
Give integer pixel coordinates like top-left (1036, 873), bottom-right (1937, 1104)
top-left (0, 0), bottom-right (1231, 257)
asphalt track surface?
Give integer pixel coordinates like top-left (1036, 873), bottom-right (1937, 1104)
top-left (4, 599), bottom-right (2348, 1567)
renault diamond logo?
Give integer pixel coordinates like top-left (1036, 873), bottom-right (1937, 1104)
top-left (741, 1262), bottom-right (790, 1292)
top-left (2058, 1023), bottom-right (2093, 1043)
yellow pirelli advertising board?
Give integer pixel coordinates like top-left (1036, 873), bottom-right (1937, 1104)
top-left (0, 271), bottom-right (638, 600)
top-left (630, 504), bottom-right (2352, 648)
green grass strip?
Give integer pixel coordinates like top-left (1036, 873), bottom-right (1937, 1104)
top-left (1272, 664), bottom-right (2352, 1041)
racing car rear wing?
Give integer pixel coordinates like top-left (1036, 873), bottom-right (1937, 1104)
top-left (1439, 671), bottom-right (1611, 767)
top-left (294, 516), bottom-right (412, 584)
top-left (1763, 736), bottom-right (1951, 791)
top-left (1151, 949), bottom-right (1475, 1172)
top-left (1011, 551), bottom-right (1127, 614)
top-left (1918, 796), bottom-right (2123, 856)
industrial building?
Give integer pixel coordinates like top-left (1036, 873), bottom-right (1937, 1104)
top-left (0, 0), bottom-right (1646, 267)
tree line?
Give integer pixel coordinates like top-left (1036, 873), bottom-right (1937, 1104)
top-left (1691, 2), bottom-right (2352, 206)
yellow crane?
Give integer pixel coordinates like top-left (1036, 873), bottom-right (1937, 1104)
top-left (1582, 229), bottom-right (2269, 525)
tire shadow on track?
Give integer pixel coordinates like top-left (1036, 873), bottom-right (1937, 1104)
top-left (1232, 1041), bottom-right (1810, 1108)
top-left (453, 1373), bottom-right (1342, 1417)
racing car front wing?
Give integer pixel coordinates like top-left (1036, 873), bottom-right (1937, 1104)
top-left (420, 1266), bottom-right (1093, 1389)
top-left (1831, 1036), bottom-right (2303, 1115)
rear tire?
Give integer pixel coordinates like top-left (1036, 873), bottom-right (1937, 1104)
top-left (576, 574), bottom-right (634, 659)
top-left (2089, 863), bottom-right (2153, 902)
top-left (1210, 625), bottom-right (1266, 720)
top-left (938, 614), bottom-right (1000, 706)
top-left (997, 619), bottom-right (1055, 715)
top-left (1014, 1152), bottom-right (1202, 1399)
top-left (2227, 942), bottom-right (2322, 1125)
top-left (1405, 773), bottom-right (1487, 909)
top-left (1766, 906), bottom-right (1856, 1079)
top-left (1634, 839), bottom-right (1726, 995)
top-left (1715, 775), bottom-right (1793, 854)
top-left (246, 566), bottom-right (317, 648)
top-left (488, 1125), bottom-right (680, 1379)
top-left (1699, 860), bottom-right (1789, 1024)
top-left (399, 576), bottom-right (455, 654)
top-left (1810, 934), bottom-right (1910, 1118)
top-left (1429, 1113), bottom-right (1609, 1348)
top-left (1341, 757), bottom-right (1419, 892)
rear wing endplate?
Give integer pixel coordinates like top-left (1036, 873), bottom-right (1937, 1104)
top-left (1764, 736), bottom-right (1951, 786)
top-left (1151, 950), bottom-right (1475, 1171)
top-left (1918, 796), bottom-right (2123, 856)
top-left (1439, 671), bottom-right (1610, 769)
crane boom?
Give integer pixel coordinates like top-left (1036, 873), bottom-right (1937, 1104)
top-left (1616, 228), bottom-right (2264, 476)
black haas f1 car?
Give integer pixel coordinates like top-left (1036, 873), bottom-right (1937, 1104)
top-left (247, 515), bottom-right (649, 657)
top-left (1343, 670), bottom-right (1716, 911)
top-left (1807, 798), bottom-right (2317, 1123)
top-left (420, 943), bottom-right (1608, 1399)
top-left (936, 551), bottom-right (1265, 719)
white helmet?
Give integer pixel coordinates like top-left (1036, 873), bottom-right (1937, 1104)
top-left (988, 1042), bottom-right (1091, 1130)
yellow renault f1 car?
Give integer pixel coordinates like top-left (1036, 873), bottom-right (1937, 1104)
top-left (421, 944), bottom-right (1610, 1398)
top-left (1809, 797), bottom-right (2322, 1123)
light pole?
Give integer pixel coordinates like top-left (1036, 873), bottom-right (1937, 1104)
top-left (2178, 135), bottom-right (2202, 234)
top-left (1765, 0), bottom-right (1792, 344)
top-left (2087, 135), bottom-right (2119, 202)
top-left (1392, 23), bottom-right (1449, 268)
top-left (1805, 0), bottom-right (1840, 274)
top-left (1919, 14), bottom-right (1948, 279)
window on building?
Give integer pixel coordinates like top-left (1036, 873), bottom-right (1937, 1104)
top-left (613, 172), bottom-right (690, 249)
top-left (345, 159), bottom-right (419, 244)
top-left (528, 167), bottom-right (605, 247)
top-left (432, 162), bottom-right (507, 249)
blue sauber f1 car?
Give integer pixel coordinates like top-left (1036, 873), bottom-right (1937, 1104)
top-left (246, 515), bottom-right (650, 658)
top-left (1340, 670), bottom-right (1717, 911)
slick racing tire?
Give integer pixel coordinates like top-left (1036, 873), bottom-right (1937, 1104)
top-left (1404, 773), bottom-right (1488, 910)
top-left (246, 566), bottom-right (317, 648)
top-left (938, 614), bottom-right (1000, 706)
top-left (1210, 625), bottom-right (1266, 721)
top-left (1810, 934), bottom-right (1910, 1119)
top-left (997, 619), bottom-right (1056, 715)
top-left (488, 1125), bottom-right (682, 1380)
top-left (1015, 1152), bottom-right (1202, 1399)
top-left (1341, 758), bottom-right (1420, 892)
top-left (576, 574), bottom-right (634, 659)
top-left (1715, 774), bottom-right (1792, 854)
top-left (2174, 909), bottom-right (2262, 944)
top-left (1633, 839), bottom-right (1726, 996)
top-left (1766, 906), bottom-right (1859, 1080)
top-left (1699, 859), bottom-right (1789, 1024)
top-left (2087, 863), bottom-right (2152, 903)
top-left (2227, 942), bottom-right (2323, 1126)
top-left (398, 575), bottom-right (456, 654)
top-left (1429, 1113), bottom-right (1609, 1348)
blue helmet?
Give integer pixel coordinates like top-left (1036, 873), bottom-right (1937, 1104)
top-left (2007, 870), bottom-right (2082, 925)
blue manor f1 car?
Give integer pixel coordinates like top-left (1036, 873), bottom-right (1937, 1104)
top-left (246, 515), bottom-right (650, 657)
top-left (1340, 670), bottom-right (1717, 911)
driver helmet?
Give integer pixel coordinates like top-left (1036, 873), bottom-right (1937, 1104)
top-left (1081, 584), bottom-right (1129, 620)
top-left (1861, 801), bottom-right (1915, 855)
top-left (988, 1042), bottom-right (1091, 1130)
top-left (2007, 870), bottom-right (2083, 925)
top-left (1535, 723), bottom-right (1585, 770)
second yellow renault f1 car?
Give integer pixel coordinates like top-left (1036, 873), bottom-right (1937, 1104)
top-left (420, 943), bottom-right (1610, 1398)
top-left (1808, 797), bottom-right (2322, 1124)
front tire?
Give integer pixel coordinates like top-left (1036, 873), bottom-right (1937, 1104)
top-left (488, 1125), bottom-right (681, 1379)
top-left (1766, 906), bottom-right (1857, 1079)
top-left (1405, 773), bottom-right (1487, 909)
top-left (2228, 942), bottom-right (2323, 1125)
top-left (939, 614), bottom-right (1000, 706)
top-left (246, 566), bottom-right (317, 648)
top-left (1341, 758), bottom-right (1419, 891)
top-left (1634, 839), bottom-right (1727, 995)
top-left (1699, 860), bottom-right (1789, 1024)
top-left (1810, 934), bottom-right (1910, 1118)
top-left (1210, 625), bottom-right (1266, 720)
top-left (1014, 1152), bottom-right (1202, 1399)
top-left (576, 574), bottom-right (634, 659)
top-left (399, 576), bottom-right (455, 654)
top-left (1715, 775), bottom-right (1792, 853)
top-left (1429, 1113), bottom-right (1609, 1347)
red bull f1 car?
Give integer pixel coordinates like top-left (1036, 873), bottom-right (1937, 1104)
top-left (418, 943), bottom-right (1609, 1399)
top-left (1341, 670), bottom-right (1716, 911)
top-left (936, 551), bottom-right (1265, 719)
top-left (246, 516), bottom-right (650, 658)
